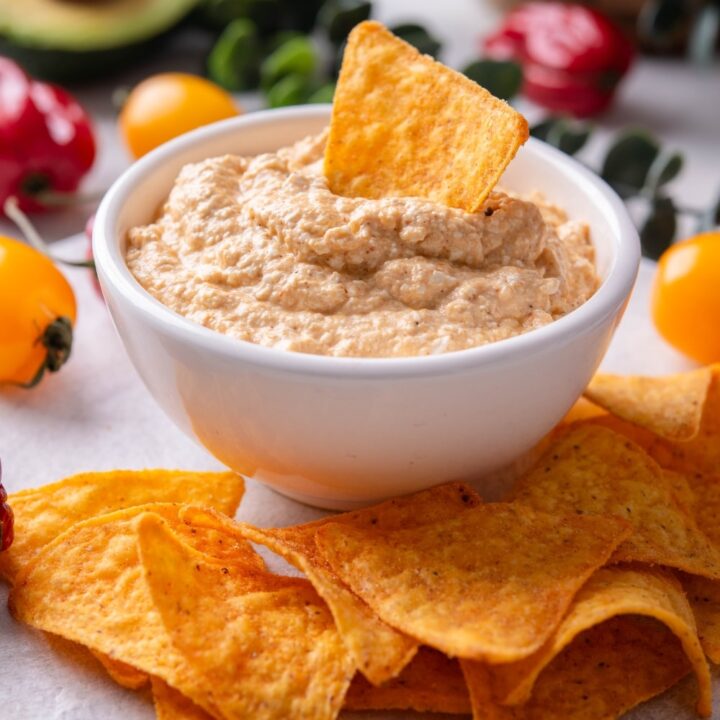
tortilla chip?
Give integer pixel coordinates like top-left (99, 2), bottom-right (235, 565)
top-left (584, 367), bottom-right (713, 441)
top-left (484, 565), bottom-right (711, 715)
top-left (681, 573), bottom-right (720, 664)
top-left (509, 424), bottom-right (720, 579)
top-left (182, 481), bottom-right (481, 684)
top-left (0, 469), bottom-right (245, 583)
top-left (676, 472), bottom-right (720, 663)
top-left (314, 503), bottom-right (630, 663)
top-left (560, 397), bottom-right (607, 425)
top-left (9, 503), bottom-right (259, 717)
top-left (462, 616), bottom-right (692, 720)
top-left (152, 678), bottom-right (215, 720)
top-left (324, 21), bottom-right (528, 211)
top-left (584, 366), bottom-right (720, 478)
top-left (343, 647), bottom-right (471, 714)
top-left (137, 513), bottom-right (355, 720)
top-left (92, 650), bottom-right (149, 690)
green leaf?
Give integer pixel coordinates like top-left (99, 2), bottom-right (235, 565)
top-left (641, 196), bottom-right (677, 260)
top-left (207, 19), bottom-right (262, 91)
top-left (317, 0), bottom-right (372, 44)
top-left (462, 60), bottom-right (522, 101)
top-left (645, 152), bottom-right (683, 195)
top-left (279, 0), bottom-right (325, 33)
top-left (390, 23), bottom-right (442, 58)
top-left (530, 118), bottom-right (591, 156)
top-left (307, 82), bottom-right (335, 103)
top-left (530, 119), bottom-right (556, 141)
top-left (265, 73), bottom-right (316, 107)
top-left (264, 30), bottom-right (303, 55)
top-left (197, 0), bottom-right (281, 34)
top-left (260, 36), bottom-right (317, 91)
top-left (637, 0), bottom-right (691, 50)
top-left (601, 131), bottom-right (660, 199)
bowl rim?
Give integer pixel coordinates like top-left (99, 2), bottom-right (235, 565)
top-left (94, 104), bottom-right (640, 379)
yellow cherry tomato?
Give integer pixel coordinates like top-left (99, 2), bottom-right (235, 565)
top-left (0, 236), bottom-right (76, 387)
top-left (652, 231), bottom-right (720, 364)
top-left (119, 73), bottom-right (240, 158)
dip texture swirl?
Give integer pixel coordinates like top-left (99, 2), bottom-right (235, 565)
top-left (126, 133), bottom-right (598, 358)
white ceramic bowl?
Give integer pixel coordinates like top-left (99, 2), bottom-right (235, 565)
top-left (94, 105), bottom-right (639, 509)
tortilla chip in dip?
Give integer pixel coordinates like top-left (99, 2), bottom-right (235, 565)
top-left (325, 21), bottom-right (528, 212)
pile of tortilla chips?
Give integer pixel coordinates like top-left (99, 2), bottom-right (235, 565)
top-left (3, 364), bottom-right (719, 720)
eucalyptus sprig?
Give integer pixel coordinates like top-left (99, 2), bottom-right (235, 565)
top-left (530, 118), bottom-right (719, 260)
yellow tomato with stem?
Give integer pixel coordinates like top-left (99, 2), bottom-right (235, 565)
top-left (652, 231), bottom-right (720, 364)
top-left (0, 236), bottom-right (76, 387)
top-left (119, 73), bottom-right (240, 158)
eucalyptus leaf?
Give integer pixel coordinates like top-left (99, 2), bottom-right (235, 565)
top-left (390, 23), bottom-right (442, 58)
top-left (260, 36), bottom-right (316, 91)
top-left (530, 118), bottom-right (591, 156)
top-left (641, 196), bottom-right (677, 260)
top-left (207, 19), bottom-right (261, 91)
top-left (307, 82), bottom-right (335, 104)
top-left (463, 60), bottom-right (522, 101)
top-left (266, 73), bottom-right (316, 107)
top-left (638, 0), bottom-right (691, 50)
top-left (645, 152), bottom-right (683, 195)
top-left (196, 0), bottom-right (280, 34)
top-left (601, 131), bottom-right (660, 199)
top-left (317, 0), bottom-right (372, 44)
top-left (530, 119), bottom-right (555, 141)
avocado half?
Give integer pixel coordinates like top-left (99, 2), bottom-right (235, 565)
top-left (0, 0), bottom-right (199, 82)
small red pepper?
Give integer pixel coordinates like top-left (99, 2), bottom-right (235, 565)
top-left (484, 3), bottom-right (634, 118)
top-left (0, 461), bottom-right (14, 552)
top-left (0, 57), bottom-right (96, 213)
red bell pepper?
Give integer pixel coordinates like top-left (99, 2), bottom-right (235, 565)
top-left (0, 461), bottom-right (13, 552)
top-left (484, 3), bottom-right (635, 118)
top-left (0, 57), bottom-right (96, 213)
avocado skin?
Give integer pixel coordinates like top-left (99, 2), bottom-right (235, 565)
top-left (0, 37), bottom-right (166, 83)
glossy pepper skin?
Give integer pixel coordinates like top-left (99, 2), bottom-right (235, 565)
top-left (0, 57), bottom-right (96, 213)
top-left (0, 461), bottom-right (13, 552)
top-left (484, 3), bottom-right (634, 117)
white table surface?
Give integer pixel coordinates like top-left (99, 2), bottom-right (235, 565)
top-left (1, 0), bottom-right (718, 717)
